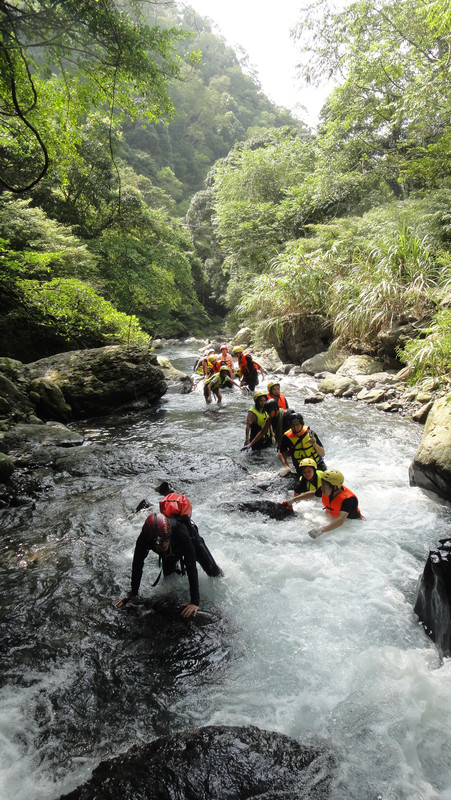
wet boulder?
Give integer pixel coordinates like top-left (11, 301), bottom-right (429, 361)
top-left (414, 540), bottom-right (451, 657)
top-left (20, 345), bottom-right (167, 418)
top-left (237, 499), bottom-right (295, 520)
top-left (59, 724), bottom-right (334, 800)
top-left (409, 395), bottom-right (451, 502)
top-left (157, 355), bottom-right (193, 393)
top-left (301, 349), bottom-right (349, 375)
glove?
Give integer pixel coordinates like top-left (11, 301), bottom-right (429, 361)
top-left (279, 465), bottom-right (292, 476)
top-left (241, 444), bottom-right (251, 452)
top-left (308, 527), bottom-right (323, 539)
top-left (308, 432), bottom-right (317, 448)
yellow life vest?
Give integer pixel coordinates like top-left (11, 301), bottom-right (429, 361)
top-left (285, 426), bottom-right (319, 465)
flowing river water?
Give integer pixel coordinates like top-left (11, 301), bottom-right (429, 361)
top-left (1, 343), bottom-right (451, 800)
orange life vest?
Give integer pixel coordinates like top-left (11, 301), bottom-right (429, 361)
top-left (322, 486), bottom-right (363, 518)
top-left (267, 392), bottom-right (288, 410)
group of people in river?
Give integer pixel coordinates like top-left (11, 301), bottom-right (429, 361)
top-left (116, 344), bottom-right (363, 618)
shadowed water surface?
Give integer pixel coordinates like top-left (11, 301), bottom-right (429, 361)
top-left (1, 344), bottom-right (451, 800)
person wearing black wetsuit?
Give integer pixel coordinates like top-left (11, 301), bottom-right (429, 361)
top-left (116, 512), bottom-right (222, 617)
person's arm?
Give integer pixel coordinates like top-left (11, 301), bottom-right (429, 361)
top-left (277, 436), bottom-right (290, 468)
top-left (309, 510), bottom-right (348, 538)
top-left (244, 410), bottom-right (256, 445)
top-left (288, 490), bottom-right (317, 503)
top-left (242, 417), bottom-right (271, 450)
top-left (309, 431), bottom-right (325, 458)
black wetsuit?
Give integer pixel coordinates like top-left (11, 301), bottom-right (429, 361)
top-left (130, 517), bottom-right (221, 605)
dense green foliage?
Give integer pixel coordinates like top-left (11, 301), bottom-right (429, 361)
top-left (185, 0), bottom-right (451, 382)
top-left (0, 0), bottom-right (450, 384)
top-left (0, 1), bottom-right (302, 359)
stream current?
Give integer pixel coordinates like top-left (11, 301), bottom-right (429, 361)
top-left (1, 343), bottom-right (451, 800)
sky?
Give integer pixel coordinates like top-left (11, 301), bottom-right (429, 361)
top-left (181, 0), bottom-right (332, 127)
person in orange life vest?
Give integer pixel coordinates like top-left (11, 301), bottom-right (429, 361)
top-left (232, 346), bottom-right (264, 391)
top-left (203, 365), bottom-right (242, 404)
top-left (242, 399), bottom-right (291, 452)
top-left (267, 381), bottom-right (288, 410)
top-left (216, 343), bottom-right (235, 376)
top-left (278, 413), bottom-right (326, 475)
top-left (308, 469), bottom-right (363, 539)
top-left (115, 495), bottom-right (222, 618)
top-left (241, 391), bottom-right (272, 451)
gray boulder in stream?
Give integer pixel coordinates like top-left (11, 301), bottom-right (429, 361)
top-left (59, 725), bottom-right (334, 800)
top-left (19, 345), bottom-right (167, 419)
top-left (409, 395), bottom-right (451, 502)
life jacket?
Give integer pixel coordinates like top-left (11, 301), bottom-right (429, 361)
top-left (159, 493), bottom-right (192, 518)
top-left (216, 353), bottom-right (234, 373)
top-left (238, 353), bottom-right (259, 376)
top-left (204, 370), bottom-right (230, 389)
top-left (300, 470), bottom-right (323, 493)
top-left (285, 426), bottom-right (319, 465)
top-left (202, 357), bottom-right (218, 376)
top-left (249, 406), bottom-right (269, 433)
top-left (322, 486), bottom-right (363, 518)
top-left (267, 392), bottom-right (288, 410)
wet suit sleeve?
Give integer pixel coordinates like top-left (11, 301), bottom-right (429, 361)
top-left (279, 434), bottom-right (290, 455)
top-left (172, 521), bottom-right (200, 606)
top-left (340, 496), bottom-right (361, 519)
top-left (130, 526), bottom-right (153, 595)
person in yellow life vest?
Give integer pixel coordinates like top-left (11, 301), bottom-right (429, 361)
top-left (242, 399), bottom-right (291, 452)
top-left (216, 343), bottom-right (235, 376)
top-left (232, 346), bottom-right (264, 391)
top-left (193, 348), bottom-right (215, 376)
top-left (203, 365), bottom-right (242, 404)
top-left (308, 469), bottom-right (364, 539)
top-left (267, 381), bottom-right (288, 410)
top-left (242, 391), bottom-right (272, 451)
top-left (278, 413), bottom-right (326, 476)
top-left (284, 458), bottom-right (323, 507)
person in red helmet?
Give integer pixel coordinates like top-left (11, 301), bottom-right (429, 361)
top-left (115, 494), bottom-right (222, 617)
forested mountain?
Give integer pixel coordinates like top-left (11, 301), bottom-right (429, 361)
top-left (0, 0), bottom-right (450, 383)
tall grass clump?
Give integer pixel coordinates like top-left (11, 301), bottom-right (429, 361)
top-left (236, 241), bottom-right (330, 339)
top-left (330, 224), bottom-right (449, 346)
top-left (398, 308), bottom-right (451, 383)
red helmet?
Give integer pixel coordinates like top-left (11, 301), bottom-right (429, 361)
top-left (143, 513), bottom-right (172, 541)
top-left (159, 493), bottom-right (193, 518)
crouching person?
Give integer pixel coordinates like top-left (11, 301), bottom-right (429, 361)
top-left (308, 469), bottom-right (364, 539)
top-left (115, 493), bottom-right (223, 617)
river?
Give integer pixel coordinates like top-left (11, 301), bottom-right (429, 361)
top-left (1, 343), bottom-right (451, 800)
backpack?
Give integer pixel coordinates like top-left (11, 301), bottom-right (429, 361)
top-left (159, 493), bottom-right (192, 518)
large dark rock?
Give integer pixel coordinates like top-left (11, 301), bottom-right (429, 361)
top-left (59, 724), bottom-right (334, 800)
top-left (414, 541), bottom-right (451, 657)
top-left (409, 395), bottom-right (451, 502)
top-left (18, 345), bottom-right (167, 420)
top-left (265, 313), bottom-right (333, 365)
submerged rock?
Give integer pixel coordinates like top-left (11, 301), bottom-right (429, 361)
top-left (59, 724), bottom-right (334, 800)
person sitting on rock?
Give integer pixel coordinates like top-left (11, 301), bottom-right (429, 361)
top-left (203, 365), bottom-right (242, 404)
top-left (267, 381), bottom-right (289, 410)
top-left (242, 391), bottom-right (272, 451)
top-left (278, 413), bottom-right (326, 475)
top-left (115, 494), bottom-right (223, 618)
top-left (308, 469), bottom-right (363, 539)
top-left (232, 347), bottom-right (264, 391)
